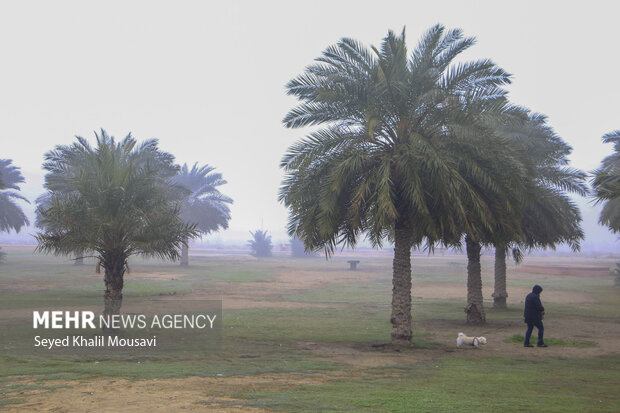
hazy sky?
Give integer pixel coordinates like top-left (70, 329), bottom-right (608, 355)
top-left (1, 0), bottom-right (618, 251)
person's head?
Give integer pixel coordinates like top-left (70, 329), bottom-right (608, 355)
top-left (532, 285), bottom-right (543, 294)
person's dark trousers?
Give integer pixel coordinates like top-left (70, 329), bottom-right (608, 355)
top-left (524, 320), bottom-right (544, 345)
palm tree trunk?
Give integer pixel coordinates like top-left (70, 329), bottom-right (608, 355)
top-left (180, 239), bottom-right (189, 267)
top-left (493, 246), bottom-right (508, 309)
top-left (465, 235), bottom-right (486, 324)
top-left (391, 219), bottom-right (413, 346)
top-left (103, 256), bottom-right (126, 320)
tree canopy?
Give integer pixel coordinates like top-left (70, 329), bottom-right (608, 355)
top-left (280, 26), bottom-right (524, 253)
top-left (36, 130), bottom-right (196, 261)
top-left (173, 163), bottom-right (232, 236)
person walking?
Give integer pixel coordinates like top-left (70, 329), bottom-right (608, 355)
top-left (523, 284), bottom-right (547, 347)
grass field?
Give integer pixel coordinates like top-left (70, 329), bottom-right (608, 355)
top-left (1, 246), bottom-right (619, 412)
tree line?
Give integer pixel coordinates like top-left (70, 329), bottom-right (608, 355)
top-left (0, 24), bottom-right (619, 345)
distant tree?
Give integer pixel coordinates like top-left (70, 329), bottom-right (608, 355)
top-left (249, 229), bottom-right (273, 257)
top-left (592, 131), bottom-right (620, 233)
top-left (290, 236), bottom-right (316, 258)
top-left (35, 130), bottom-right (196, 316)
top-left (0, 159), bottom-right (30, 262)
top-left (173, 163), bottom-right (232, 266)
top-left (0, 159), bottom-right (30, 233)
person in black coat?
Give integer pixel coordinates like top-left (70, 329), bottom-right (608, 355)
top-left (523, 284), bottom-right (547, 347)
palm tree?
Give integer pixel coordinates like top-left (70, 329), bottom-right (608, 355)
top-left (35, 130), bottom-right (196, 316)
top-left (248, 229), bottom-right (273, 257)
top-left (279, 25), bottom-right (524, 345)
top-left (173, 163), bottom-right (232, 266)
top-left (0, 159), bottom-right (30, 233)
top-left (593, 131), bottom-right (620, 233)
top-left (491, 113), bottom-right (586, 309)
top-left (0, 159), bottom-right (30, 262)
top-left (452, 108), bottom-right (531, 323)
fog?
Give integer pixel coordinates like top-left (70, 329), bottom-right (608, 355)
top-left (1, 0), bottom-right (618, 252)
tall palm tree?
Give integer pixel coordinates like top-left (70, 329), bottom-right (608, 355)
top-left (452, 108), bottom-right (530, 323)
top-left (36, 130), bottom-right (196, 316)
top-left (0, 159), bottom-right (30, 233)
top-left (593, 131), bottom-right (620, 233)
top-left (279, 25), bottom-right (524, 345)
top-left (491, 113), bottom-right (586, 309)
top-left (460, 176), bottom-right (526, 322)
top-left (173, 163), bottom-right (232, 266)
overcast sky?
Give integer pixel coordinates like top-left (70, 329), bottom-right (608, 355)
top-left (1, 0), bottom-right (618, 251)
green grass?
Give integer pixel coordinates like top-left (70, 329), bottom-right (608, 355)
top-left (504, 334), bottom-right (596, 348)
top-left (283, 282), bottom-right (391, 305)
top-left (0, 354), bottom-right (340, 380)
top-left (549, 295), bottom-right (620, 319)
top-left (225, 307), bottom-right (437, 346)
top-left (230, 356), bottom-right (620, 412)
top-left (0, 382), bottom-right (71, 408)
top-left (0, 398), bottom-right (26, 408)
top-left (1, 248), bottom-right (619, 411)
top-left (0, 305), bottom-right (435, 379)
top-left (2, 383), bottom-right (70, 392)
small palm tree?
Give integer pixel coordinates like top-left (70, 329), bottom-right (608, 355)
top-left (280, 25), bottom-right (523, 344)
top-left (35, 130), bottom-right (196, 315)
top-left (173, 163), bottom-right (232, 266)
top-left (249, 229), bottom-right (273, 257)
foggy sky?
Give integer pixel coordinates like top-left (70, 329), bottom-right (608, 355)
top-left (1, 0), bottom-right (618, 252)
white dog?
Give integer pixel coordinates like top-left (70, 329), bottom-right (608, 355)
top-left (456, 332), bottom-right (487, 348)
